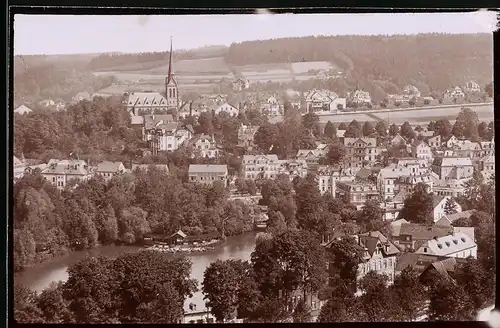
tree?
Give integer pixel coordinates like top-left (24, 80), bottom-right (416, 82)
top-left (118, 206), bottom-right (150, 244)
top-left (443, 197), bottom-right (457, 215)
top-left (95, 204), bottom-right (118, 245)
top-left (37, 282), bottom-right (73, 323)
top-left (434, 119), bottom-right (453, 138)
top-left (454, 257), bottom-right (490, 311)
top-left (325, 237), bottom-right (364, 293)
top-left (323, 121), bottom-right (337, 139)
top-left (344, 120), bottom-right (362, 138)
top-left (318, 291), bottom-right (359, 322)
top-left (477, 121), bottom-right (489, 140)
top-left (452, 107), bottom-right (479, 140)
top-left (388, 123), bottom-right (399, 136)
top-left (292, 300), bottom-right (312, 323)
top-left (428, 279), bottom-right (474, 321)
top-left (338, 122), bottom-right (347, 130)
top-left (254, 124), bottom-right (279, 153)
top-left (14, 284), bottom-right (45, 323)
top-left (362, 121), bottom-right (376, 137)
top-left (398, 183), bottom-right (433, 224)
top-left (302, 112), bottom-right (319, 130)
top-left (203, 259), bottom-right (249, 322)
top-left (400, 121), bottom-right (415, 140)
top-left (485, 82), bottom-right (492, 98)
top-left (325, 142), bottom-right (346, 165)
top-left (392, 267), bottom-right (426, 321)
top-left (267, 211), bottom-right (288, 236)
top-left (358, 272), bottom-right (394, 322)
top-left (357, 199), bottom-right (383, 231)
top-left (427, 120), bottom-right (436, 131)
top-left (375, 121), bottom-right (387, 137)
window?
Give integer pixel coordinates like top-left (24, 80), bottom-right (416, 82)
top-left (52, 177), bottom-right (56, 182)
top-left (423, 247), bottom-right (427, 253)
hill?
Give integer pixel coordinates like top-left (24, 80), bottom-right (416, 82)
top-left (225, 33), bottom-right (493, 94)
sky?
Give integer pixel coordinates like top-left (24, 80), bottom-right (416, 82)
top-left (13, 11), bottom-right (497, 55)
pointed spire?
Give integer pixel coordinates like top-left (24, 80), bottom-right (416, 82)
top-left (167, 36), bottom-right (174, 84)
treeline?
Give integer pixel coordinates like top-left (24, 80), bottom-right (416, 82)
top-left (13, 166), bottom-right (254, 272)
top-left (14, 63), bottom-right (115, 105)
top-left (226, 34), bottom-right (493, 94)
top-left (13, 96), bottom-right (137, 163)
top-left (14, 252), bottom-right (197, 323)
top-left (86, 47), bottom-right (228, 71)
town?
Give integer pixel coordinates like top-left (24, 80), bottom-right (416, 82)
top-left (12, 18), bottom-right (495, 324)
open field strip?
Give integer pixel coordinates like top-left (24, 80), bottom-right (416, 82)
top-left (291, 61), bottom-right (337, 73)
top-left (147, 57), bottom-right (230, 74)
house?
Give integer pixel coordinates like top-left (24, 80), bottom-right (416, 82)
top-left (419, 257), bottom-right (466, 284)
top-left (435, 210), bottom-right (475, 227)
top-left (444, 135), bottom-right (459, 149)
top-left (479, 154), bottom-right (495, 180)
top-left (41, 159), bottom-right (90, 189)
top-left (72, 91), bottom-right (91, 103)
top-left (479, 140), bottom-right (495, 157)
top-left (390, 134), bottom-right (407, 147)
top-left (169, 230), bottom-right (187, 245)
top-left (95, 161), bottom-right (126, 181)
top-left (336, 180), bottom-right (379, 210)
top-left (411, 140), bottom-right (433, 162)
top-left (316, 166), bottom-right (355, 196)
top-left (143, 115), bottom-right (192, 154)
top-left (296, 149), bottom-right (324, 171)
top-left (232, 77), bottom-right (250, 92)
top-left (336, 129), bottom-right (346, 139)
top-left (237, 125), bottom-right (259, 149)
top-left (432, 195), bottom-right (462, 223)
top-left (395, 253), bottom-right (450, 276)
top-left (13, 156), bottom-right (26, 179)
top-left (191, 134), bottom-right (220, 159)
top-left (347, 90), bottom-right (372, 105)
top-left (381, 190), bottom-right (407, 221)
top-left (355, 231), bottom-right (400, 292)
top-left (24, 162), bottom-right (48, 175)
top-left (452, 141), bottom-right (482, 160)
top-left (390, 218), bottom-right (410, 237)
top-left (431, 157), bottom-right (474, 180)
top-left (131, 163), bottom-right (170, 173)
top-left (209, 94), bottom-right (227, 106)
top-left (343, 137), bottom-right (380, 168)
top-left (242, 154), bottom-right (280, 180)
top-left (427, 135), bottom-right (441, 149)
top-left (443, 86), bottom-right (465, 99)
top-left (377, 165), bottom-right (411, 201)
top-left (130, 115), bottom-right (145, 129)
top-left (214, 102), bottom-right (239, 116)
top-left (402, 85), bottom-right (421, 99)
top-left (260, 96), bottom-right (282, 116)
top-left (463, 80), bottom-right (481, 93)
top-left (432, 176), bottom-right (469, 198)
top-left (414, 232), bottom-right (477, 259)
top-left (188, 164), bottom-right (228, 187)
top-left (126, 92), bottom-right (169, 116)
top-left (396, 223), bottom-right (454, 251)
top-left (304, 89), bottom-right (346, 113)
top-left (276, 159), bottom-right (308, 180)
top-left (14, 105), bottom-right (33, 115)
top-left (38, 98), bottom-right (55, 107)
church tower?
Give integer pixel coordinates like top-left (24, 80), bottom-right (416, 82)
top-left (165, 37), bottom-right (179, 108)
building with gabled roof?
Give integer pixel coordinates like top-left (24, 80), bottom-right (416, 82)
top-left (396, 223), bottom-right (454, 251)
top-left (190, 134), bottom-right (220, 159)
top-left (214, 102), bottom-right (239, 116)
top-left (443, 86), bottom-right (465, 99)
top-left (402, 85), bottom-right (421, 99)
top-left (131, 163), bottom-right (170, 173)
top-left (296, 149), bottom-right (325, 171)
top-left (463, 80), bottom-right (481, 93)
top-left (316, 165), bottom-right (355, 196)
top-left (431, 156), bottom-right (474, 180)
top-left (343, 137), bottom-right (379, 168)
top-left (242, 154), bottom-right (280, 180)
top-left (238, 125), bottom-right (260, 149)
top-left (435, 210), bottom-right (475, 227)
top-left (42, 159), bottom-right (90, 189)
top-left (188, 164), bottom-right (228, 186)
top-left (14, 105), bottom-right (33, 115)
top-left (414, 231), bottom-right (477, 259)
top-left (143, 116), bottom-right (192, 154)
top-left (305, 89), bottom-right (346, 113)
top-left (347, 89), bottom-right (372, 105)
top-left (432, 195), bottom-right (462, 223)
top-left (411, 139), bottom-right (433, 162)
top-left (232, 77), bottom-right (250, 92)
top-left (95, 161), bottom-right (126, 181)
top-left (72, 91), bottom-right (91, 103)
top-left (126, 92), bottom-right (169, 116)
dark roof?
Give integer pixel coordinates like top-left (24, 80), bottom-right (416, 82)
top-left (356, 168), bottom-right (372, 180)
top-left (399, 223), bottom-right (453, 240)
top-left (395, 253), bottom-right (444, 273)
top-left (432, 195), bottom-right (445, 208)
top-left (358, 231), bottom-right (400, 257)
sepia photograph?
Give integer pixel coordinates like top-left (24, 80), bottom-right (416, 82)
top-left (10, 10), bottom-right (496, 324)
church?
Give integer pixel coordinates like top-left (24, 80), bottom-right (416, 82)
top-left (126, 38), bottom-right (179, 116)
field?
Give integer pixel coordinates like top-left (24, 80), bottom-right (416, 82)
top-left (318, 104), bottom-right (494, 126)
top-left (96, 82), bottom-right (217, 96)
top-left (147, 57), bottom-right (230, 74)
top-left (291, 61), bottom-right (338, 74)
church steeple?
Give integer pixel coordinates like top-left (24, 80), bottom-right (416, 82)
top-left (165, 36), bottom-right (179, 108)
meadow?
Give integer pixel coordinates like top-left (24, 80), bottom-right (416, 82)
top-left (291, 61), bottom-right (338, 74)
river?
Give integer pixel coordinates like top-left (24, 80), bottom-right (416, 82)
top-left (14, 232), bottom-right (259, 313)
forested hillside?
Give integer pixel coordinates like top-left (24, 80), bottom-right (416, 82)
top-left (226, 34), bottom-right (493, 93)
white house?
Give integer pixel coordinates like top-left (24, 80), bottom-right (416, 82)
top-left (402, 85), bottom-right (421, 99)
top-left (411, 139), bottom-right (433, 162)
top-left (214, 102), bottom-right (239, 116)
top-left (42, 159), bottom-right (90, 189)
top-left (432, 195), bottom-right (462, 223)
top-left (242, 154), bottom-right (280, 180)
top-left (232, 77), bottom-right (250, 92)
top-left (305, 89), bottom-right (346, 113)
top-left (443, 86), bottom-right (465, 99)
top-left (191, 134), bottom-right (220, 159)
top-left (347, 90), bottom-right (372, 105)
top-left (95, 161), bottom-right (126, 181)
top-left (143, 116), bottom-right (193, 153)
top-left (414, 232), bottom-right (477, 259)
top-left (463, 80), bottom-right (481, 93)
top-left (14, 105), bottom-right (33, 115)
